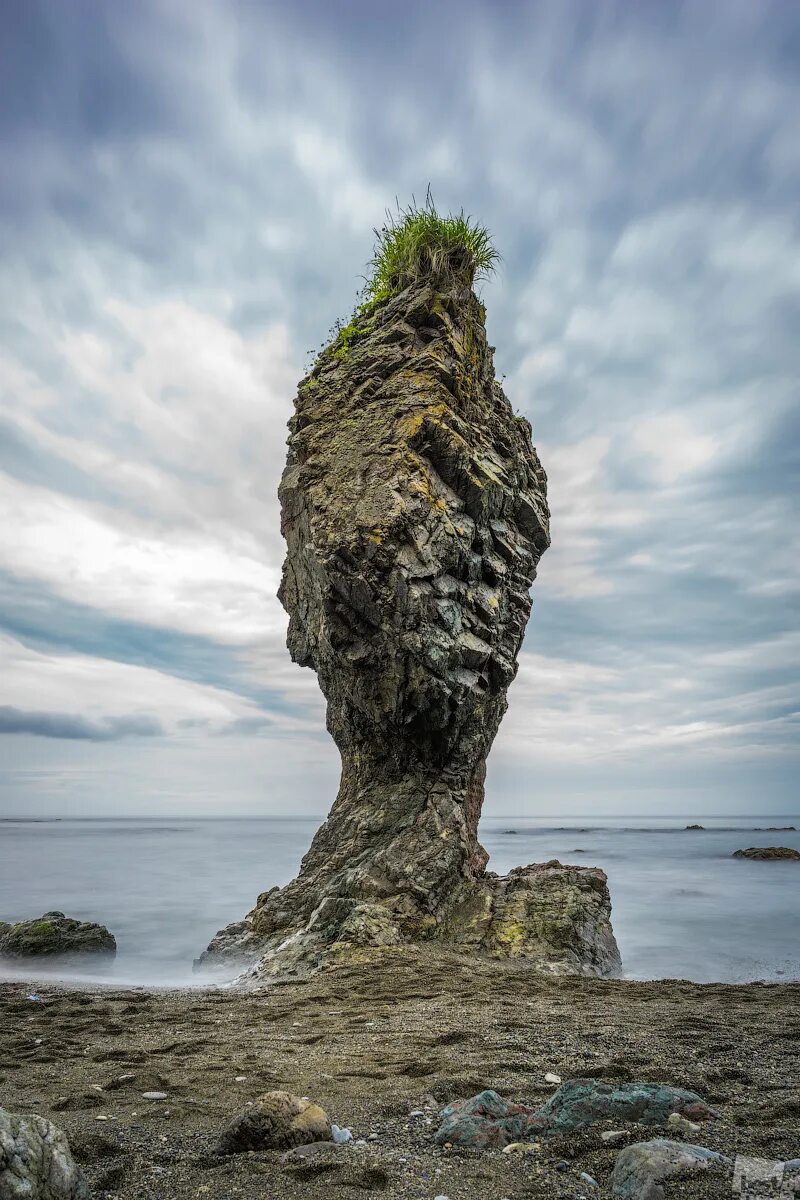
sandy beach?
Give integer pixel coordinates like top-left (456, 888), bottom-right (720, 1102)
top-left (3, 949), bottom-right (798, 1199)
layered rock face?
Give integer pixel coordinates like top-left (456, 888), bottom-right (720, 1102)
top-left (202, 272), bottom-right (620, 978)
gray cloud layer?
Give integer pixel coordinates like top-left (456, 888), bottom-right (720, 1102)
top-left (0, 0), bottom-right (797, 815)
top-left (0, 706), bottom-right (163, 741)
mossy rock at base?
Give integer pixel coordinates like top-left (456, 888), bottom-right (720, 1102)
top-left (0, 911), bottom-right (117, 959)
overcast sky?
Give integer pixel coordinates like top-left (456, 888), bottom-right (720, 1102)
top-left (0, 0), bottom-right (797, 818)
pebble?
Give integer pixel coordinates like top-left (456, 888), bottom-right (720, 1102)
top-left (331, 1124), bottom-right (353, 1144)
top-left (666, 1111), bottom-right (701, 1135)
top-left (235, 1076), bottom-right (247, 1082)
top-left (580, 1171), bottom-right (599, 1188)
top-left (545, 1072), bottom-right (562, 1084)
top-left (601, 1130), bottom-right (627, 1144)
top-left (502, 1142), bottom-right (541, 1154)
top-left (142, 1091), bottom-right (168, 1101)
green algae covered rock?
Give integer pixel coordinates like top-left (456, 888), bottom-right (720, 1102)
top-left (733, 846), bottom-right (800, 860)
top-left (435, 1080), bottom-right (719, 1149)
top-left (0, 912), bottom-right (116, 959)
top-left (534, 1079), bottom-right (719, 1134)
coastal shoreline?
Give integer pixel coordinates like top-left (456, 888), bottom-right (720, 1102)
top-left (3, 949), bottom-right (798, 1198)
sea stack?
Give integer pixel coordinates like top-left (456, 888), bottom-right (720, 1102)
top-left (202, 207), bottom-right (620, 978)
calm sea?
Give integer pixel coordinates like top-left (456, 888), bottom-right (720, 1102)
top-left (1, 816), bottom-right (798, 987)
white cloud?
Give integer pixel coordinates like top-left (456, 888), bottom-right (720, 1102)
top-left (631, 414), bottom-right (718, 485)
top-left (0, 631), bottom-right (261, 734)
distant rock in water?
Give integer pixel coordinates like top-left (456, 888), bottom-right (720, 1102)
top-left (0, 912), bottom-right (116, 959)
top-left (754, 825), bottom-right (796, 831)
top-left (202, 209), bottom-right (620, 980)
top-left (732, 846), bottom-right (800, 861)
top-left (685, 824), bottom-right (705, 830)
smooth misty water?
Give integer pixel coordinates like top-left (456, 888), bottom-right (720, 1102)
top-left (1, 816), bottom-right (798, 987)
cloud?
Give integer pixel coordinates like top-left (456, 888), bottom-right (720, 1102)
top-left (0, 0), bottom-right (797, 813)
top-left (0, 707), bottom-right (163, 741)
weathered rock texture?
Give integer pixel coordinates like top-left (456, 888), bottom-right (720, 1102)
top-left (611, 1140), bottom-right (731, 1200)
top-left (0, 912), bottom-right (116, 960)
top-left (434, 1082), bottom-right (718, 1149)
top-left (732, 846), bottom-right (800, 860)
top-left (0, 1107), bottom-right (89, 1200)
top-left (216, 1091), bottom-right (331, 1155)
top-left (203, 275), bottom-right (620, 978)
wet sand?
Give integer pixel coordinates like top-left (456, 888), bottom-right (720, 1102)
top-left (2, 949), bottom-right (799, 1198)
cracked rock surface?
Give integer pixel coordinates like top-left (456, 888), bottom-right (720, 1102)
top-left (202, 278), bottom-right (620, 979)
top-left (0, 1108), bottom-right (89, 1200)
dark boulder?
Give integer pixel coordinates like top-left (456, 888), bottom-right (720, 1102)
top-left (216, 1091), bottom-right (331, 1155)
top-left (0, 912), bottom-right (116, 959)
top-left (732, 846), bottom-right (800, 861)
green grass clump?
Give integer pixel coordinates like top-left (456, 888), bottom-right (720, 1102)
top-left (366, 192), bottom-right (499, 301)
top-left (319, 194), bottom-right (498, 364)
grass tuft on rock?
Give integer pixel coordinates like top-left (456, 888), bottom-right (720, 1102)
top-left (319, 194), bottom-right (498, 363)
top-left (366, 192), bottom-right (499, 302)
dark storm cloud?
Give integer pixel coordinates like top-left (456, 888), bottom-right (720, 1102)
top-left (0, 706), bottom-right (163, 741)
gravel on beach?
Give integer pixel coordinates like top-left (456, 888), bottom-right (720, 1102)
top-left (2, 948), bottom-right (798, 1199)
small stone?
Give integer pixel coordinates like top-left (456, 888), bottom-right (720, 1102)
top-left (580, 1171), bottom-right (599, 1188)
top-left (141, 1091), bottom-right (168, 1101)
top-left (545, 1072), bottom-right (562, 1084)
top-left (502, 1141), bottom-right (540, 1154)
top-left (94, 1115), bottom-right (109, 1122)
top-left (331, 1124), bottom-right (353, 1143)
top-left (666, 1112), bottom-right (701, 1135)
top-left (235, 1076), bottom-right (247, 1082)
top-left (601, 1130), bottom-right (627, 1144)
top-left (281, 1141), bottom-right (341, 1164)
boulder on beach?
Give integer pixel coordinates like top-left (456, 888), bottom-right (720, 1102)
top-left (732, 846), bottom-right (800, 861)
top-left (0, 912), bottom-right (116, 959)
top-left (0, 1106), bottom-right (90, 1199)
top-left (216, 1090), bottom-right (331, 1155)
top-left (435, 1080), bottom-right (718, 1148)
top-left (611, 1138), bottom-right (731, 1200)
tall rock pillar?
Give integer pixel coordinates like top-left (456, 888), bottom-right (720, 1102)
top-left (201, 272), bottom-right (620, 979)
